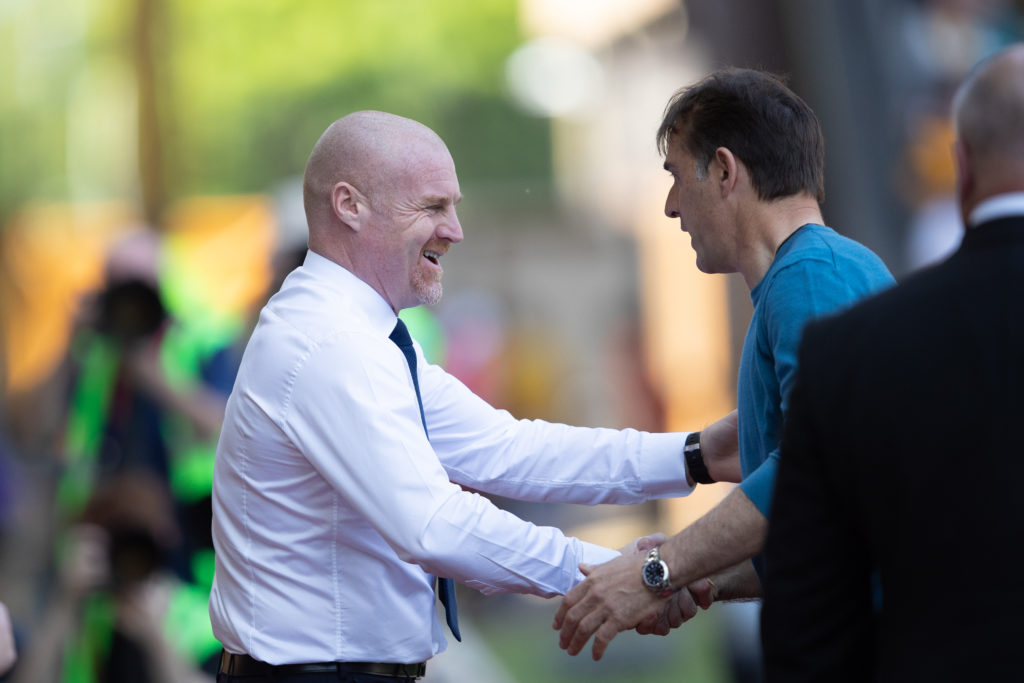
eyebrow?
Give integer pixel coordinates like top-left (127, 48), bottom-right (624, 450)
top-left (423, 193), bottom-right (462, 205)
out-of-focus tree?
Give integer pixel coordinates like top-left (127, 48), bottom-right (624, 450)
top-left (0, 0), bottom-right (552, 230)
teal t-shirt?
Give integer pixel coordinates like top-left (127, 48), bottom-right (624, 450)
top-left (738, 224), bottom-right (894, 519)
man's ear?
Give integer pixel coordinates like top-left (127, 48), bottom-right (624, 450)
top-left (331, 181), bottom-right (365, 231)
top-left (713, 147), bottom-right (739, 197)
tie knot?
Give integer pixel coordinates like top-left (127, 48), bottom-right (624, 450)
top-left (389, 318), bottom-right (413, 348)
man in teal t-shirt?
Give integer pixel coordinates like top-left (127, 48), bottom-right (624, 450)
top-left (737, 223), bottom-right (892, 577)
top-left (555, 67), bottom-right (894, 660)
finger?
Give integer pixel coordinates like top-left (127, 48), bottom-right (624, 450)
top-left (557, 599), bottom-right (584, 651)
top-left (676, 589), bottom-right (699, 622)
top-left (591, 621), bottom-right (623, 661)
top-left (647, 606), bottom-right (671, 636)
top-left (635, 532), bottom-right (668, 553)
top-left (553, 575), bottom-right (590, 629)
top-left (652, 599), bottom-right (675, 635)
top-left (579, 563), bottom-right (593, 576)
top-left (688, 577), bottom-right (716, 610)
top-left (562, 608), bottom-right (605, 656)
top-left (666, 593), bottom-right (684, 629)
top-left (634, 611), bottom-right (660, 636)
top-left (553, 601), bottom-right (566, 630)
top-left (702, 577), bottom-right (718, 608)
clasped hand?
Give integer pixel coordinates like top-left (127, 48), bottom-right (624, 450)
top-left (552, 536), bottom-right (715, 661)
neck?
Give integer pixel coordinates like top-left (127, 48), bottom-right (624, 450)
top-left (736, 195), bottom-right (823, 290)
top-left (957, 154), bottom-right (1024, 225)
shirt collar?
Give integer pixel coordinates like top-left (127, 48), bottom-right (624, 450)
top-left (301, 250), bottom-right (399, 335)
top-left (967, 192), bottom-right (1024, 228)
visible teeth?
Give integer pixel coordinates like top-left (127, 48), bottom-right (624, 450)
top-left (424, 250), bottom-right (440, 263)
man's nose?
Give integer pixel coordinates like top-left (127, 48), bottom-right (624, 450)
top-left (665, 189), bottom-right (679, 219)
top-left (438, 209), bottom-right (463, 243)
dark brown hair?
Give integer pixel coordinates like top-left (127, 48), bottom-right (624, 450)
top-left (657, 67), bottom-right (825, 203)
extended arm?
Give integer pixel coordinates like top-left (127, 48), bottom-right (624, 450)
top-left (553, 486), bottom-right (766, 660)
top-left (696, 409), bottom-right (741, 485)
top-left (423, 357), bottom-right (698, 504)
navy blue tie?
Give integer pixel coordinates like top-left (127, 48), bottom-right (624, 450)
top-left (389, 318), bottom-right (462, 642)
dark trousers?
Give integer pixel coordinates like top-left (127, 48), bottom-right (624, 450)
top-left (217, 673), bottom-right (419, 683)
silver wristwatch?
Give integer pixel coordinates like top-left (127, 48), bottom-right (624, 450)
top-left (641, 546), bottom-right (673, 595)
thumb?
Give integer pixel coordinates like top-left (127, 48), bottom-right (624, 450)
top-left (635, 532), bottom-right (668, 553)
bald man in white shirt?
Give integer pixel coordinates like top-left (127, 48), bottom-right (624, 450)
top-left (209, 111), bottom-right (738, 683)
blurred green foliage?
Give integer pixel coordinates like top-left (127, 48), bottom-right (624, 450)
top-left (0, 0), bottom-right (552, 226)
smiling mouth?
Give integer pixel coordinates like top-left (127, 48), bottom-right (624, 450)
top-left (423, 249), bottom-right (442, 265)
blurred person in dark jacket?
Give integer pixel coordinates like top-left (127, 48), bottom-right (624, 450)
top-left (762, 43), bottom-right (1024, 682)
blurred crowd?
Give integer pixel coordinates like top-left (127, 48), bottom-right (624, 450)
top-left (0, 227), bottom-right (274, 682)
top-left (897, 0), bottom-right (1024, 269)
top-left (1, 1), bottom-right (1024, 682)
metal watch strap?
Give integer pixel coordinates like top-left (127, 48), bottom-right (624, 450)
top-left (641, 547), bottom-right (674, 597)
top-left (684, 431), bottom-right (715, 485)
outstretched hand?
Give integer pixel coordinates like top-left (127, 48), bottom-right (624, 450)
top-left (553, 550), bottom-right (665, 660)
top-left (635, 577), bottom-right (716, 636)
top-left (553, 538), bottom-right (720, 660)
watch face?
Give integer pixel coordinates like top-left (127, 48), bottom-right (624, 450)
top-left (643, 560), bottom-right (666, 588)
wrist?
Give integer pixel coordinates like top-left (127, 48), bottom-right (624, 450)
top-left (640, 546), bottom-right (676, 598)
top-left (684, 431), bottom-right (715, 485)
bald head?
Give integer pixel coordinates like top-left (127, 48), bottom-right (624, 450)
top-left (955, 45), bottom-right (1024, 160)
top-left (299, 111), bottom-right (464, 312)
top-left (953, 44), bottom-right (1024, 215)
top-left (302, 111), bottom-right (450, 235)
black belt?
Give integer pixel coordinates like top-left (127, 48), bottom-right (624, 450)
top-left (219, 651), bottom-right (427, 679)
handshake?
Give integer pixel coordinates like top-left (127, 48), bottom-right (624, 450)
top-left (553, 513), bottom-right (762, 663)
top-left (552, 531), bottom-right (718, 660)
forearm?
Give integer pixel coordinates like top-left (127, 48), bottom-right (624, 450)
top-left (693, 410), bottom-right (741, 485)
top-left (660, 487), bottom-right (767, 591)
top-left (708, 560), bottom-right (762, 602)
top-left (416, 489), bottom-right (619, 597)
top-left (431, 397), bottom-right (692, 503)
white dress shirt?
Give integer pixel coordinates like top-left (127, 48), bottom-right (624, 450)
top-left (209, 250), bottom-right (693, 664)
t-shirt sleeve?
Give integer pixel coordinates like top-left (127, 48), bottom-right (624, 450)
top-left (740, 252), bottom-right (890, 515)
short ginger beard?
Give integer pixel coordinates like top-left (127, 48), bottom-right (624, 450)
top-left (412, 270), bottom-right (443, 306)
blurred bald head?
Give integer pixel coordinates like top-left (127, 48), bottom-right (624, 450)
top-left (953, 44), bottom-right (1024, 220)
top-left (302, 111), bottom-right (449, 236)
